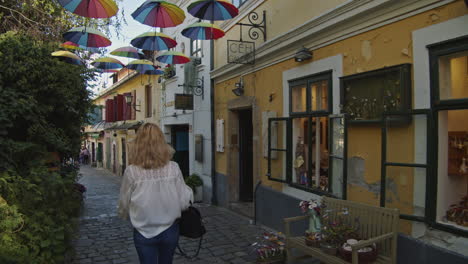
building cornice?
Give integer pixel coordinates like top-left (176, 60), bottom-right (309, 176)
top-left (219, 0), bottom-right (267, 31)
top-left (211, 0), bottom-right (455, 83)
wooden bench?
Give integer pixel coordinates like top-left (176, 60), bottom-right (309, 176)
top-left (284, 197), bottom-right (399, 264)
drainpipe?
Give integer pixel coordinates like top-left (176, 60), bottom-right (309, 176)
top-left (210, 39), bottom-right (218, 205)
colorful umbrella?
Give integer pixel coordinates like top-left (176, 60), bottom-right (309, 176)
top-left (95, 68), bottom-right (120, 73)
top-left (91, 57), bottom-right (124, 70)
top-left (58, 0), bottom-right (118, 18)
top-left (156, 51), bottom-right (190, 65)
top-left (60, 41), bottom-right (83, 50)
top-left (187, 0), bottom-right (238, 21)
top-left (132, 0), bottom-right (185, 28)
top-left (143, 68), bottom-right (164, 75)
top-left (110, 46), bottom-right (146, 59)
top-left (51, 50), bottom-right (83, 65)
top-left (127, 59), bottom-right (156, 72)
top-left (63, 27), bottom-right (112, 48)
top-left (181, 22), bottom-right (225, 40)
top-left (130, 32), bottom-right (177, 51)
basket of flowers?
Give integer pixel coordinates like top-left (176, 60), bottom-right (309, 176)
top-left (250, 232), bottom-right (286, 264)
top-left (338, 239), bottom-right (378, 263)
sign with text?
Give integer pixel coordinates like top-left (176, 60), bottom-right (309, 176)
top-left (227, 40), bottom-right (255, 65)
top-left (174, 94), bottom-right (193, 110)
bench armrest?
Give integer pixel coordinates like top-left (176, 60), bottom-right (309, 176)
top-left (283, 215), bottom-right (308, 237)
top-left (350, 232), bottom-right (394, 264)
top-left (350, 232), bottom-right (393, 250)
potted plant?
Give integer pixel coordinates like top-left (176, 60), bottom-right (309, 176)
top-left (185, 174), bottom-right (203, 202)
top-left (299, 199), bottom-right (323, 247)
top-left (250, 232), bottom-right (286, 264)
top-left (320, 214), bottom-right (359, 256)
top-left (163, 64), bottom-right (176, 79)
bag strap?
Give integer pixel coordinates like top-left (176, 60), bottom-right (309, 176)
top-left (176, 235), bottom-right (203, 260)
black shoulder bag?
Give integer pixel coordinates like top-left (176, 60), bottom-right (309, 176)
top-left (176, 204), bottom-right (206, 259)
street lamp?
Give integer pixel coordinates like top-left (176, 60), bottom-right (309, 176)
top-left (124, 93), bottom-right (141, 112)
top-left (294, 47), bottom-right (312, 62)
top-left (232, 77), bottom-right (244, 96)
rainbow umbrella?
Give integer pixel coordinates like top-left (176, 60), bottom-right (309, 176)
top-left (187, 0), bottom-right (238, 21)
top-left (132, 0), bottom-right (185, 28)
top-left (182, 22), bottom-right (225, 40)
top-left (156, 51), bottom-right (190, 65)
top-left (110, 46), bottom-right (146, 59)
top-left (63, 27), bottom-right (112, 48)
top-left (127, 59), bottom-right (156, 72)
top-left (58, 0), bottom-right (118, 18)
top-left (60, 41), bottom-right (83, 50)
top-left (130, 32), bottom-right (177, 51)
top-left (91, 57), bottom-right (124, 70)
top-left (51, 50), bottom-right (83, 65)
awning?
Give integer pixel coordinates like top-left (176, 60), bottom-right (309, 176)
top-left (105, 121), bottom-right (143, 131)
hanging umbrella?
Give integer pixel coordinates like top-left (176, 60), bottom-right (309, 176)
top-left (143, 68), bottom-right (164, 75)
top-left (63, 27), bottom-right (112, 48)
top-left (187, 0), bottom-right (238, 21)
top-left (181, 22), bottom-right (225, 40)
top-left (130, 32), bottom-right (177, 51)
top-left (58, 0), bottom-right (118, 18)
top-left (91, 57), bottom-right (125, 70)
top-left (95, 68), bottom-right (120, 73)
top-left (60, 41), bottom-right (83, 50)
top-left (110, 46), bottom-right (146, 59)
top-left (156, 51), bottom-right (190, 65)
top-left (51, 50), bottom-right (83, 65)
top-left (127, 59), bottom-right (156, 72)
top-left (132, 0), bottom-right (185, 28)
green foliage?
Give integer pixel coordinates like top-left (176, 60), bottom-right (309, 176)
top-left (0, 166), bottom-right (82, 263)
top-left (185, 174), bottom-right (203, 194)
top-left (0, 31), bottom-right (93, 170)
top-left (0, 32), bottom-right (89, 263)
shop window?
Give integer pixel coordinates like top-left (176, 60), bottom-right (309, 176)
top-left (429, 36), bottom-right (468, 234)
top-left (268, 71), bottom-right (344, 196)
top-left (340, 64), bottom-right (411, 122)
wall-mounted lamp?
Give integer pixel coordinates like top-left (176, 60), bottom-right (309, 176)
top-left (232, 77), bottom-right (244, 96)
top-left (124, 93), bottom-right (141, 112)
top-left (294, 47), bottom-right (312, 62)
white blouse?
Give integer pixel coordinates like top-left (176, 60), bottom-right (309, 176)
top-left (117, 161), bottom-right (193, 238)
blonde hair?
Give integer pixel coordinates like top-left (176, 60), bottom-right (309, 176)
top-left (129, 123), bottom-right (174, 169)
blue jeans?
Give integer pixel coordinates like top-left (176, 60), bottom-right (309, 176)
top-left (133, 223), bottom-right (180, 264)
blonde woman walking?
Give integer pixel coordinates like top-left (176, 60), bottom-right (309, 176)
top-left (118, 123), bottom-right (193, 264)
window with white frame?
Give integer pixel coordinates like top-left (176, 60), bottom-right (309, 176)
top-left (190, 39), bottom-right (202, 58)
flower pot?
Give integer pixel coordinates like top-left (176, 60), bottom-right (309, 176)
top-left (339, 245), bottom-right (378, 263)
top-left (304, 237), bottom-right (321, 248)
top-left (194, 185), bottom-right (203, 202)
top-left (320, 243), bottom-right (338, 256)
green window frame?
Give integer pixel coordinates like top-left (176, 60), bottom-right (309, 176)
top-left (340, 64), bottom-right (412, 123)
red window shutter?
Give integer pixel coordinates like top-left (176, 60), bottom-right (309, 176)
top-left (113, 96), bottom-right (118, 122)
top-left (132, 90), bottom-right (136, 120)
top-left (105, 99), bottom-right (111, 122)
top-left (108, 99), bottom-right (115, 122)
top-left (117, 94), bottom-right (124, 121)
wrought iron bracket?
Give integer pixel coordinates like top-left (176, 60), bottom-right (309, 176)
top-left (236, 10), bottom-right (266, 42)
top-left (178, 76), bottom-right (204, 99)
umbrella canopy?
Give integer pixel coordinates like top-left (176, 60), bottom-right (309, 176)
top-left (110, 46), bottom-right (146, 59)
top-left (132, 0), bottom-right (185, 28)
top-left (91, 57), bottom-right (125, 70)
top-left (51, 50), bottom-right (83, 65)
top-left (130, 32), bottom-right (177, 51)
top-left (187, 0), bottom-right (238, 21)
top-left (127, 59), bottom-right (156, 72)
top-left (60, 41), bottom-right (83, 50)
top-left (63, 27), bottom-right (112, 48)
top-left (181, 22), bottom-right (225, 40)
top-left (95, 68), bottom-right (120, 73)
top-left (142, 68), bottom-right (164, 75)
top-left (156, 51), bottom-right (190, 65)
top-left (58, 0), bottom-right (118, 18)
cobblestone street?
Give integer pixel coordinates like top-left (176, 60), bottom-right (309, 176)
top-left (71, 166), bottom-right (273, 264)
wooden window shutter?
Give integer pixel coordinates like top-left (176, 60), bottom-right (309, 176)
top-left (117, 94), bottom-right (124, 121)
top-left (107, 99), bottom-right (115, 122)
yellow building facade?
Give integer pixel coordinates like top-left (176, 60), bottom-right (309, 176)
top-left (213, 0), bottom-right (468, 259)
top-left (85, 68), bottom-right (162, 176)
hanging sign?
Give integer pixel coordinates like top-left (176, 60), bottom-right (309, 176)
top-left (174, 94), bottom-right (193, 110)
top-left (227, 40), bottom-right (255, 65)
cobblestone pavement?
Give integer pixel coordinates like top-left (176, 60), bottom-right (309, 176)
top-left (71, 165), bottom-right (274, 264)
